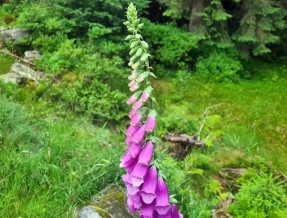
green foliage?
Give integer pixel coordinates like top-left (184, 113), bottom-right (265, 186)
top-left (196, 51), bottom-right (242, 82)
top-left (233, 0), bottom-right (287, 56)
top-left (229, 171), bottom-right (287, 217)
top-left (38, 39), bottom-right (84, 74)
top-left (157, 104), bottom-right (198, 135)
top-left (0, 97), bottom-right (125, 217)
top-left (0, 53), bottom-right (14, 75)
top-left (142, 19), bottom-right (199, 73)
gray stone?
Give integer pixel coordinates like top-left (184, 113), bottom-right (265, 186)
top-left (11, 63), bottom-right (47, 82)
top-left (1, 28), bottom-right (29, 42)
top-left (79, 207), bottom-right (102, 218)
top-left (0, 72), bottom-right (25, 84)
top-left (78, 185), bottom-right (139, 218)
top-left (24, 50), bottom-right (42, 61)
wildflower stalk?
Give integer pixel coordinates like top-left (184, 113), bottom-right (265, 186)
top-left (120, 3), bottom-right (183, 218)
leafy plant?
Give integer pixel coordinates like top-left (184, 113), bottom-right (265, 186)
top-left (196, 51), bottom-right (242, 83)
top-left (229, 171), bottom-right (287, 217)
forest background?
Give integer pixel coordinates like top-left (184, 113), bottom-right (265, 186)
top-left (0, 0), bottom-right (287, 217)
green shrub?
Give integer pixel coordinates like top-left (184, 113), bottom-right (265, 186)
top-left (38, 39), bottom-right (84, 74)
top-left (142, 19), bottom-right (199, 74)
top-left (229, 171), bottom-right (287, 217)
top-left (196, 51), bottom-right (243, 83)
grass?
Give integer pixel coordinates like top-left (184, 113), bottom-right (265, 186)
top-left (155, 61), bottom-right (287, 174)
top-left (0, 97), bottom-right (126, 217)
top-left (0, 60), bottom-right (287, 217)
top-left (0, 53), bottom-right (14, 74)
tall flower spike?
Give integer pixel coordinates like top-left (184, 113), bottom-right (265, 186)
top-left (155, 178), bottom-right (171, 215)
top-left (123, 3), bottom-right (179, 217)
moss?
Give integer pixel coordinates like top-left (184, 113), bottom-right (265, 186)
top-left (0, 53), bottom-right (14, 75)
top-left (90, 185), bottom-right (137, 218)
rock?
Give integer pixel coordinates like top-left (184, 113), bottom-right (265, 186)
top-left (78, 185), bottom-right (139, 218)
top-left (1, 28), bottom-right (29, 42)
top-left (0, 72), bottom-right (26, 84)
top-left (79, 207), bottom-right (102, 218)
top-left (219, 168), bottom-right (247, 178)
top-left (0, 63), bottom-right (49, 84)
top-left (11, 63), bottom-right (48, 82)
top-left (0, 26), bottom-right (7, 32)
top-left (212, 194), bottom-right (235, 218)
top-left (24, 50), bottom-right (42, 61)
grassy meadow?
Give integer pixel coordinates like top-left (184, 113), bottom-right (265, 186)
top-left (1, 55), bottom-right (287, 217)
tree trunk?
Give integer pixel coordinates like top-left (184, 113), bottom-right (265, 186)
top-left (188, 0), bottom-right (205, 33)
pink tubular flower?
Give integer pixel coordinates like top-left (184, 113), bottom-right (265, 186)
top-left (140, 166), bottom-right (158, 204)
top-left (136, 72), bottom-right (149, 83)
top-left (133, 100), bottom-right (143, 110)
top-left (125, 136), bottom-right (133, 146)
top-left (127, 198), bottom-right (137, 214)
top-left (132, 125), bottom-right (146, 144)
top-left (136, 74), bottom-right (144, 83)
top-left (155, 178), bottom-right (171, 215)
top-left (172, 204), bottom-right (184, 218)
top-left (131, 162), bottom-right (149, 187)
top-left (140, 201), bottom-right (155, 218)
top-left (125, 175), bottom-right (140, 195)
top-left (127, 142), bottom-right (142, 158)
top-left (145, 116), bottom-right (156, 132)
top-left (120, 152), bottom-right (137, 168)
top-left (131, 112), bottom-right (142, 126)
top-left (126, 124), bottom-right (139, 137)
top-left (129, 80), bottom-right (136, 87)
top-left (128, 70), bottom-right (136, 81)
top-left (126, 95), bottom-right (138, 105)
top-left (129, 109), bottom-right (137, 119)
top-left (157, 211), bottom-right (172, 218)
top-left (128, 192), bottom-right (142, 209)
top-left (125, 159), bottom-right (138, 174)
top-left (138, 141), bottom-right (154, 166)
top-left (141, 91), bottom-right (150, 102)
top-left (130, 82), bottom-right (140, 91)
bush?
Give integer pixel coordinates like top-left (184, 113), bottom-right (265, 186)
top-left (196, 51), bottom-right (243, 83)
top-left (142, 20), bottom-right (199, 74)
top-left (229, 171), bottom-right (287, 217)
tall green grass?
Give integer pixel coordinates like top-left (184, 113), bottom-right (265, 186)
top-left (0, 97), bottom-right (125, 217)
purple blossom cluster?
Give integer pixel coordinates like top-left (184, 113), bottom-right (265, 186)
top-left (120, 76), bottom-right (183, 217)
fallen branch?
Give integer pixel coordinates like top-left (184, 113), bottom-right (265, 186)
top-left (164, 133), bottom-right (205, 148)
top-left (0, 49), bottom-right (35, 66)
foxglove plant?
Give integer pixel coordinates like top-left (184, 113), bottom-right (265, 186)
top-left (120, 3), bottom-right (183, 218)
